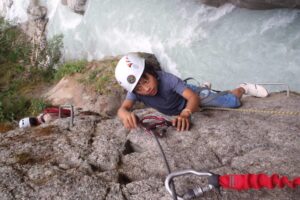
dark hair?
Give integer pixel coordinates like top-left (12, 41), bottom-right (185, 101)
top-left (141, 61), bottom-right (158, 79)
top-left (132, 60), bottom-right (160, 94)
top-left (29, 117), bottom-right (39, 126)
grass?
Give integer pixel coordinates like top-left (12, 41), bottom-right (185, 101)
top-left (79, 59), bottom-right (121, 95)
top-left (54, 60), bottom-right (87, 80)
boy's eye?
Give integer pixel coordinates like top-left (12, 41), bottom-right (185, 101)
top-left (134, 78), bottom-right (149, 91)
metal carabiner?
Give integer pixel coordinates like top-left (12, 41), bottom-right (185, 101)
top-left (165, 169), bottom-right (217, 200)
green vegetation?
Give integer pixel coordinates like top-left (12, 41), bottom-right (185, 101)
top-left (54, 60), bottom-right (87, 80)
top-left (0, 18), bottom-right (121, 130)
top-left (79, 59), bottom-right (120, 95)
top-left (0, 18), bottom-right (57, 125)
top-left (0, 18), bottom-right (31, 64)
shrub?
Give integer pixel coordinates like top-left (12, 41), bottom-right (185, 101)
top-left (55, 60), bottom-right (87, 80)
top-left (0, 18), bottom-right (31, 64)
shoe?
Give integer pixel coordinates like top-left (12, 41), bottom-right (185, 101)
top-left (200, 81), bottom-right (212, 89)
top-left (239, 83), bottom-right (268, 98)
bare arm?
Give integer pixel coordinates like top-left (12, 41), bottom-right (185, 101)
top-left (172, 88), bottom-right (200, 131)
top-left (117, 99), bottom-right (138, 129)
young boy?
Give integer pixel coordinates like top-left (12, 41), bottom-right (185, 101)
top-left (115, 53), bottom-right (268, 131)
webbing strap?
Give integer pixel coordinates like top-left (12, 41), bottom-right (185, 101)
top-left (219, 174), bottom-right (300, 190)
top-left (44, 107), bottom-right (71, 116)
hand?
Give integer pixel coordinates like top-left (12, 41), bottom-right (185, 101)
top-left (121, 111), bottom-right (139, 130)
top-left (172, 112), bottom-right (191, 131)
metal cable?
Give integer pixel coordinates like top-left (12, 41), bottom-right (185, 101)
top-left (152, 133), bottom-right (178, 200)
top-left (140, 116), bottom-right (178, 200)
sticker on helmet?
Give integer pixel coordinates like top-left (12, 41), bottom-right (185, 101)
top-left (125, 56), bottom-right (133, 67)
top-left (127, 75), bottom-right (136, 84)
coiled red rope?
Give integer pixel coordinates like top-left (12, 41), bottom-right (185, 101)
top-left (219, 174), bottom-right (300, 190)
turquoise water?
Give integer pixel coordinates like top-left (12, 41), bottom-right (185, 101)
top-left (2, 0), bottom-right (300, 91)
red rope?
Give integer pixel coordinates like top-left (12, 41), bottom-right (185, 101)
top-left (44, 107), bottom-right (71, 116)
top-left (219, 174), bottom-right (300, 190)
top-left (139, 116), bottom-right (172, 137)
top-left (140, 116), bottom-right (172, 130)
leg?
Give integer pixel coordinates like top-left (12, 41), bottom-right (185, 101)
top-left (185, 83), bottom-right (242, 108)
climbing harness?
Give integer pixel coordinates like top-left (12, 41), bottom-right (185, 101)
top-left (139, 115), bottom-right (178, 200)
top-left (183, 77), bottom-right (228, 104)
top-left (165, 169), bottom-right (300, 200)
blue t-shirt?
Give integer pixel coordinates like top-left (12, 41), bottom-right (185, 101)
top-left (126, 71), bottom-right (187, 115)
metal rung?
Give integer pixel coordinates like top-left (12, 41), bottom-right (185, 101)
top-left (256, 83), bottom-right (290, 97)
top-left (59, 104), bottom-right (74, 127)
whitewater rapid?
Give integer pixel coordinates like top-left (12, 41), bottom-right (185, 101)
top-left (1, 0), bottom-right (300, 92)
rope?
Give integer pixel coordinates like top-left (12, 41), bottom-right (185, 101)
top-left (140, 116), bottom-right (178, 200)
top-left (201, 107), bottom-right (300, 116)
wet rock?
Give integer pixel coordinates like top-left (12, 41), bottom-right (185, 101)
top-left (61, 0), bottom-right (88, 15)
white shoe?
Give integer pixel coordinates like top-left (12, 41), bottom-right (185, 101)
top-left (200, 81), bottom-right (212, 89)
top-left (239, 83), bottom-right (268, 98)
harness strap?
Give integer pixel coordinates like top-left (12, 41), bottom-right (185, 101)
top-left (183, 77), bottom-right (229, 104)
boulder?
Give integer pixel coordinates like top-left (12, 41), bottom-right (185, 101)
top-left (44, 53), bottom-right (161, 116)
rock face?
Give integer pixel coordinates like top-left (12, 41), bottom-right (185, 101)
top-left (1, 92), bottom-right (299, 199)
top-left (201, 0), bottom-right (300, 9)
top-left (44, 74), bottom-right (124, 116)
top-left (61, 0), bottom-right (88, 15)
top-left (20, 0), bottom-right (49, 67)
top-left (43, 53), bottom-right (161, 116)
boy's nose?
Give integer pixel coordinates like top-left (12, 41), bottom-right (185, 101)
top-left (140, 84), bottom-right (150, 92)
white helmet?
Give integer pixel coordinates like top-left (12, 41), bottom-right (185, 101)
top-left (19, 117), bottom-right (31, 128)
top-left (115, 53), bottom-right (145, 92)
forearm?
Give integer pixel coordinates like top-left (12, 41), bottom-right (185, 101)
top-left (117, 106), bottom-right (131, 120)
top-left (182, 96), bottom-right (199, 114)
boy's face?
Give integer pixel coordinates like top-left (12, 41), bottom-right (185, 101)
top-left (134, 73), bottom-right (158, 96)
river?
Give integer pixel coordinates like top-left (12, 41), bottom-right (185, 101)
top-left (1, 0), bottom-right (300, 91)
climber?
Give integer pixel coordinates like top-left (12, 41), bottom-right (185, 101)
top-left (115, 53), bottom-right (268, 132)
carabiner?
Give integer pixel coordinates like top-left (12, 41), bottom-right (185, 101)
top-left (165, 169), bottom-right (217, 200)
